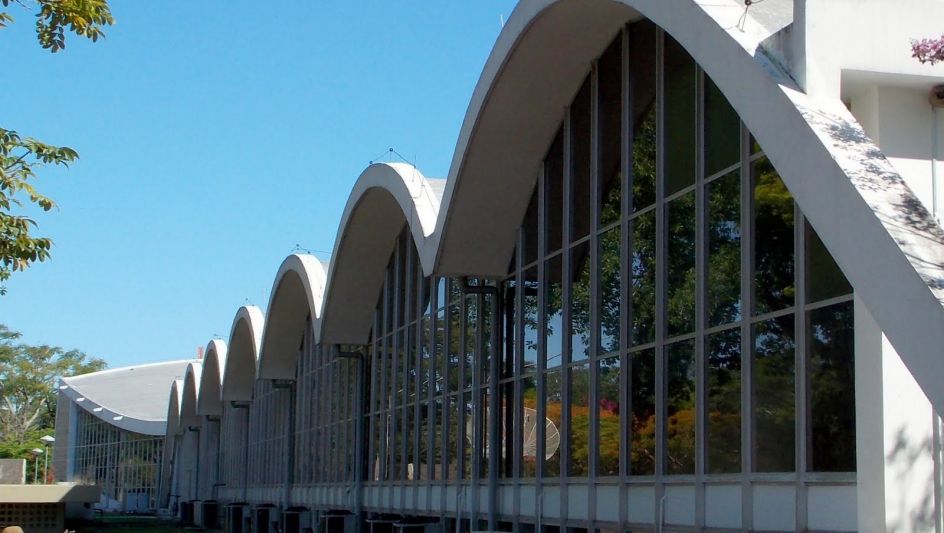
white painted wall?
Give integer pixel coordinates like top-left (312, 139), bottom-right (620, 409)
top-left (850, 85), bottom-right (944, 220)
top-left (796, 0), bottom-right (944, 99)
top-left (856, 294), bottom-right (943, 532)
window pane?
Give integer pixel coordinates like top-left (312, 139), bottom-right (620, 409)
top-left (545, 255), bottom-right (564, 369)
top-left (808, 301), bottom-right (855, 472)
top-left (421, 316), bottom-right (431, 398)
top-left (630, 21), bottom-right (657, 211)
top-left (707, 328), bottom-right (741, 474)
top-left (632, 211), bottom-right (657, 346)
top-left (421, 276), bottom-right (432, 318)
top-left (753, 157), bottom-right (795, 315)
top-left (599, 35), bottom-right (623, 227)
top-left (704, 76), bottom-right (740, 177)
top-left (480, 390), bottom-right (490, 478)
top-left (545, 130), bottom-right (564, 254)
top-left (664, 35), bottom-right (697, 196)
top-left (436, 277), bottom-right (446, 310)
top-left (523, 267), bottom-right (539, 374)
top-left (481, 291), bottom-right (493, 385)
top-left (571, 242), bottom-right (591, 362)
top-left (433, 398), bottom-right (443, 479)
top-left (630, 348), bottom-right (656, 475)
top-left (504, 278), bottom-right (516, 381)
top-left (572, 78), bottom-right (592, 242)
top-left (806, 221), bottom-right (852, 303)
top-left (407, 328), bottom-right (417, 404)
top-left (464, 295), bottom-right (477, 390)
top-left (462, 395), bottom-right (473, 479)
top-left (569, 363), bottom-right (591, 477)
top-left (707, 170), bottom-right (742, 327)
top-left (435, 308), bottom-right (445, 396)
top-left (599, 226), bottom-right (621, 354)
top-left (521, 376), bottom-right (538, 478)
top-left (753, 315), bottom-right (796, 472)
top-left (523, 192), bottom-right (539, 266)
top-left (448, 304), bottom-right (461, 392)
top-left (667, 191), bottom-right (696, 336)
top-left (418, 403), bottom-right (428, 480)
top-left (446, 395), bottom-right (459, 480)
top-left (597, 356), bottom-right (621, 477)
top-left (666, 340), bottom-right (696, 475)
top-left (544, 369), bottom-right (563, 477)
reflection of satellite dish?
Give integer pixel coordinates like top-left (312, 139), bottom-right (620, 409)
top-left (467, 406), bottom-right (560, 461)
top-left (524, 407), bottom-right (560, 460)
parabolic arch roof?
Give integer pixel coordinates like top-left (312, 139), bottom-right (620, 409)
top-left (61, 359), bottom-right (193, 436)
top-left (194, 0), bottom-right (944, 417)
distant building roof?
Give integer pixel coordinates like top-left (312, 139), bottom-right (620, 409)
top-left (59, 360), bottom-right (194, 435)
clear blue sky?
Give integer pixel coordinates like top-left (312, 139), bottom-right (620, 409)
top-left (1, 1), bottom-right (517, 368)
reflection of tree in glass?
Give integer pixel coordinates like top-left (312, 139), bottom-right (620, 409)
top-left (597, 357), bottom-right (620, 476)
top-left (632, 212), bottom-right (656, 346)
top-left (753, 159), bottom-right (795, 314)
top-left (545, 256), bottom-right (564, 368)
top-left (753, 316), bottom-right (795, 472)
top-left (667, 193), bottom-right (696, 336)
top-left (599, 227), bottom-right (621, 354)
top-left (707, 327), bottom-right (741, 473)
top-left (634, 104), bottom-right (657, 210)
top-left (568, 364), bottom-right (591, 476)
top-left (631, 348), bottom-right (656, 475)
top-left (809, 302), bottom-right (855, 472)
top-left (570, 244), bottom-right (591, 361)
top-left (666, 341), bottom-right (696, 474)
top-left (707, 171), bottom-right (741, 327)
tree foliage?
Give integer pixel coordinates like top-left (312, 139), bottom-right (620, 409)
top-left (0, 324), bottom-right (106, 454)
top-left (0, 130), bottom-right (78, 293)
top-left (0, 0), bottom-right (113, 52)
top-left (0, 0), bottom-right (113, 293)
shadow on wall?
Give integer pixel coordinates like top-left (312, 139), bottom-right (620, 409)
top-left (886, 426), bottom-right (938, 532)
top-left (800, 101), bottom-right (944, 289)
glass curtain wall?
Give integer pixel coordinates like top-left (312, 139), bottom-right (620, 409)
top-left (499, 21), bottom-right (856, 494)
top-left (71, 409), bottom-right (163, 508)
top-left (245, 378), bottom-right (289, 487)
top-left (365, 228), bottom-right (503, 495)
top-left (295, 324), bottom-right (358, 486)
top-left (219, 400), bottom-right (249, 492)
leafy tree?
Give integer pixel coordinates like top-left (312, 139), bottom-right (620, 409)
top-left (0, 0), bottom-right (114, 294)
top-left (0, 0), bottom-right (113, 52)
top-left (0, 324), bottom-right (106, 464)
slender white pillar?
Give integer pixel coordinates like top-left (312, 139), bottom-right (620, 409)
top-left (855, 294), bottom-right (942, 532)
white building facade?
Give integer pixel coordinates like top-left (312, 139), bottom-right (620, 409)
top-left (161, 1), bottom-right (944, 531)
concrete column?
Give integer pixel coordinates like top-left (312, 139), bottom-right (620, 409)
top-left (855, 294), bottom-right (942, 532)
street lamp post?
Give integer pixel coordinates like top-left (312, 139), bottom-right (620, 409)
top-left (30, 448), bottom-right (43, 484)
top-left (40, 435), bottom-right (55, 484)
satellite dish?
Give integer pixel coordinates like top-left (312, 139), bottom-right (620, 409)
top-left (467, 406), bottom-right (560, 461)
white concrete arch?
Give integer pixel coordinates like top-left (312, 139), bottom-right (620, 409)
top-left (179, 362), bottom-right (203, 430)
top-left (320, 162), bottom-right (442, 345)
top-left (432, 0), bottom-right (944, 412)
top-left (165, 379), bottom-right (184, 437)
top-left (197, 339), bottom-right (227, 416)
top-left (258, 254), bottom-right (328, 380)
top-left (221, 305), bottom-right (264, 401)
top-left (159, 379), bottom-right (184, 509)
